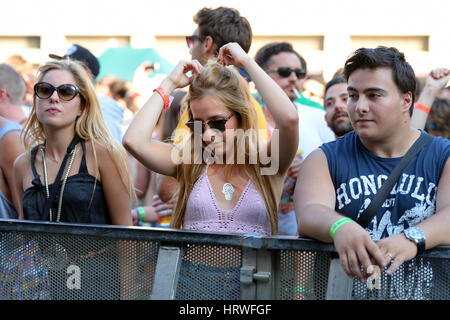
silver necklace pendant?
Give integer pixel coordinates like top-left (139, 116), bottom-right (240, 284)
top-left (222, 182), bottom-right (235, 201)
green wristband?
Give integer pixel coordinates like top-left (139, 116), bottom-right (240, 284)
top-left (292, 286), bottom-right (305, 294)
top-left (136, 206), bottom-right (146, 222)
top-left (330, 217), bottom-right (353, 240)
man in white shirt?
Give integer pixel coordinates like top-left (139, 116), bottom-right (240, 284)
top-left (254, 42), bottom-right (335, 159)
top-left (254, 42), bottom-right (335, 235)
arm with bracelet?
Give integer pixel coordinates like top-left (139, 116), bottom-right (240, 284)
top-left (294, 149), bottom-right (387, 284)
top-left (411, 68), bottom-right (450, 130)
top-left (123, 60), bottom-right (203, 178)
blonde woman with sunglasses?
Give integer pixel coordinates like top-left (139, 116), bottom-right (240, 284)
top-left (124, 42), bottom-right (298, 236)
top-left (14, 59), bottom-right (134, 224)
top-left (13, 59), bottom-right (135, 299)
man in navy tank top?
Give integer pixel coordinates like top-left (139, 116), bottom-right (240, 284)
top-left (294, 46), bottom-right (450, 299)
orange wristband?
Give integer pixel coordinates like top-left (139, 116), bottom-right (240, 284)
top-left (414, 103), bottom-right (430, 114)
top-left (153, 86), bottom-right (170, 109)
top-left (155, 211), bottom-right (161, 224)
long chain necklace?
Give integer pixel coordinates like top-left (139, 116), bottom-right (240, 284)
top-left (40, 145), bottom-right (77, 222)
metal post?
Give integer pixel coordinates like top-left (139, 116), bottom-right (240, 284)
top-left (150, 246), bottom-right (182, 300)
top-left (325, 258), bottom-right (353, 300)
top-left (240, 247), bottom-right (257, 300)
top-left (240, 248), bottom-right (276, 300)
top-left (255, 249), bottom-right (275, 300)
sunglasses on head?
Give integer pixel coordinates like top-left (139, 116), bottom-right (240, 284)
top-left (185, 35), bottom-right (207, 49)
top-left (185, 113), bottom-right (235, 134)
top-left (268, 67), bottom-right (306, 79)
top-left (34, 82), bottom-right (80, 101)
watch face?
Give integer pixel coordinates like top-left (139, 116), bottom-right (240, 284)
top-left (405, 227), bottom-right (425, 242)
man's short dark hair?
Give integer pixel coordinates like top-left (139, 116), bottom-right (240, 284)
top-left (194, 7), bottom-right (252, 54)
top-left (343, 46), bottom-right (416, 114)
top-left (254, 42), bottom-right (307, 73)
top-left (324, 76), bottom-right (347, 100)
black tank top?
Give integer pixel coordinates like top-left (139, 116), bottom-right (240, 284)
top-left (22, 140), bottom-right (112, 224)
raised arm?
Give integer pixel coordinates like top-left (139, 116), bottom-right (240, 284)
top-left (217, 43), bottom-right (299, 175)
top-left (294, 149), bottom-right (386, 282)
top-left (122, 60), bottom-right (203, 177)
top-left (411, 68), bottom-right (449, 130)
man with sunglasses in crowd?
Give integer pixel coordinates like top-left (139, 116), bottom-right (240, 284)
top-left (255, 42), bottom-right (335, 158)
top-left (173, 6), bottom-right (268, 145)
top-left (253, 42), bottom-right (334, 235)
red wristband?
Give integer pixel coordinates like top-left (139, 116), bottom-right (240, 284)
top-left (414, 103), bottom-right (430, 114)
top-left (153, 86), bottom-right (170, 109)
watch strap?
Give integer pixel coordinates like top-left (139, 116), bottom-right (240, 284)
top-left (416, 236), bottom-right (426, 256)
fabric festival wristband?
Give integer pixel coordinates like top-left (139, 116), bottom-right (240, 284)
top-left (330, 217), bottom-right (353, 240)
top-left (136, 207), bottom-right (146, 222)
top-left (153, 86), bottom-right (171, 109)
top-left (414, 103), bottom-right (430, 114)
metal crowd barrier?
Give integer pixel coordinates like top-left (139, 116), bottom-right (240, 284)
top-left (0, 219), bottom-right (448, 300)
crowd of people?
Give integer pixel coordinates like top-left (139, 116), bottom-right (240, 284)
top-left (0, 6), bottom-right (449, 299)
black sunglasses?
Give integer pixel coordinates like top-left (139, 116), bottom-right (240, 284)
top-left (186, 35), bottom-right (207, 49)
top-left (34, 82), bottom-right (80, 101)
top-left (185, 113), bottom-right (235, 134)
top-left (268, 67), bottom-right (306, 79)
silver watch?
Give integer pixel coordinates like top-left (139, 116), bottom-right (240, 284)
top-left (403, 227), bottom-right (426, 256)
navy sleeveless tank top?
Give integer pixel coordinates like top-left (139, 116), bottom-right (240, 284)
top-left (320, 130), bottom-right (450, 241)
top-left (22, 140), bottom-right (111, 224)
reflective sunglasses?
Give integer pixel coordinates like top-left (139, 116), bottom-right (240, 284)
top-left (268, 67), bottom-right (306, 79)
top-left (34, 82), bottom-right (80, 101)
top-left (185, 35), bottom-right (207, 49)
top-left (185, 113), bottom-right (235, 134)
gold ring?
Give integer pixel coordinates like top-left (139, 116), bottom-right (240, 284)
top-left (386, 252), bottom-right (394, 260)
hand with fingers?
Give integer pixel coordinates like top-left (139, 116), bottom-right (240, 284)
top-left (152, 194), bottom-right (175, 218)
top-left (217, 42), bottom-right (251, 69)
top-left (426, 68), bottom-right (450, 91)
top-left (166, 60), bottom-right (203, 90)
top-left (333, 220), bottom-right (387, 283)
top-left (376, 233), bottom-right (419, 276)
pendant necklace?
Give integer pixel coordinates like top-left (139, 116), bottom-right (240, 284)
top-left (222, 182), bottom-right (235, 201)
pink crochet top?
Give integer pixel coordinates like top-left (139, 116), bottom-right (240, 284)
top-left (183, 166), bottom-right (271, 235)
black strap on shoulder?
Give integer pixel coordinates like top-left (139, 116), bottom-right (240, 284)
top-left (30, 145), bottom-right (41, 181)
top-left (78, 140), bottom-right (88, 174)
top-left (356, 133), bottom-right (433, 229)
top-left (41, 135), bottom-right (81, 221)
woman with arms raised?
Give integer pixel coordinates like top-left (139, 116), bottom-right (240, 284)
top-left (123, 42), bottom-right (298, 236)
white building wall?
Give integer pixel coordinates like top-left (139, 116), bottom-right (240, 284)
top-left (0, 0), bottom-right (448, 79)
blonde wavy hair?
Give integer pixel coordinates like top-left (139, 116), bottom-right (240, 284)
top-left (22, 59), bottom-right (135, 201)
top-left (171, 61), bottom-right (279, 234)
